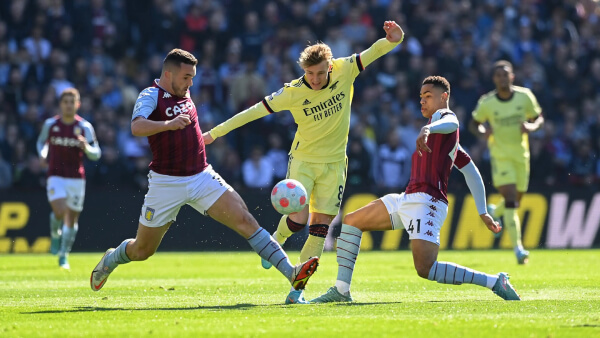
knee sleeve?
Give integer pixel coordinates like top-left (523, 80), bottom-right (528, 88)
top-left (286, 217), bottom-right (306, 233)
top-left (308, 224), bottom-right (329, 238)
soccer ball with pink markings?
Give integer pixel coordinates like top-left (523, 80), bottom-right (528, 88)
top-left (270, 179), bottom-right (307, 215)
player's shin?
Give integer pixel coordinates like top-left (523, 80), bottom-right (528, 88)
top-left (334, 224), bottom-right (362, 294)
top-left (504, 208), bottom-right (524, 252)
top-left (494, 200), bottom-right (505, 217)
top-left (49, 212), bottom-right (62, 238)
top-left (248, 227), bottom-right (293, 279)
top-left (298, 224), bottom-right (329, 263)
top-left (428, 261), bottom-right (498, 289)
top-left (274, 216), bottom-right (306, 245)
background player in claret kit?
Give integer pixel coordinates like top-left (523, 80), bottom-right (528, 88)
top-left (203, 21), bottom-right (405, 304)
top-left (90, 49), bottom-right (319, 294)
top-left (312, 76), bottom-right (521, 303)
top-left (36, 88), bottom-right (101, 270)
top-left (469, 60), bottom-right (544, 264)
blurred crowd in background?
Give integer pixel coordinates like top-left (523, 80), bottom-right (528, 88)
top-left (0, 0), bottom-right (599, 195)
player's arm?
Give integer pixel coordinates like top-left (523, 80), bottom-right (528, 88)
top-left (357, 21), bottom-right (404, 70)
top-left (521, 114), bottom-right (544, 133)
top-left (36, 120), bottom-right (51, 160)
top-left (469, 98), bottom-right (491, 139)
top-left (521, 88), bottom-right (543, 133)
top-left (131, 115), bottom-right (191, 137)
top-left (129, 87), bottom-right (190, 137)
top-left (469, 117), bottom-right (493, 140)
top-left (454, 145), bottom-right (501, 234)
top-left (204, 95), bottom-right (275, 145)
top-left (416, 111), bottom-right (458, 156)
top-left (80, 122), bottom-right (101, 161)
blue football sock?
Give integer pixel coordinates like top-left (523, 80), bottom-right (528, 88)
top-left (248, 227), bottom-right (293, 279)
top-left (335, 224), bottom-right (363, 294)
top-left (104, 239), bottom-right (133, 271)
top-left (49, 212), bottom-right (62, 238)
top-left (59, 224), bottom-right (77, 256)
top-left (428, 261), bottom-right (497, 289)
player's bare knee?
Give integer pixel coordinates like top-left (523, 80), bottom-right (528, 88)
top-left (53, 208), bottom-right (67, 220)
top-left (342, 212), bottom-right (358, 227)
top-left (414, 261), bottom-right (434, 279)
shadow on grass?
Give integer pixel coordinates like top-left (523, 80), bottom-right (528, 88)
top-left (22, 303), bottom-right (261, 314)
top-left (22, 301), bottom-right (408, 314)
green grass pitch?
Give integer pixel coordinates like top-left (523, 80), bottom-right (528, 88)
top-left (1, 250), bottom-right (599, 337)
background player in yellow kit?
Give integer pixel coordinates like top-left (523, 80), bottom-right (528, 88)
top-left (469, 60), bottom-right (544, 264)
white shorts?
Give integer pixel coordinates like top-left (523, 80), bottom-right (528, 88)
top-left (139, 165), bottom-right (233, 227)
top-left (46, 176), bottom-right (86, 212)
top-left (380, 192), bottom-right (448, 245)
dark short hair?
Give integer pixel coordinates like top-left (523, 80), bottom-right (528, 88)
top-left (163, 49), bottom-right (198, 69)
top-left (59, 87), bottom-right (80, 101)
top-left (422, 76), bottom-right (451, 94)
top-left (493, 60), bottom-right (513, 73)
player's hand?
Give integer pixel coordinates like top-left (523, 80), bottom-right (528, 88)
top-left (476, 123), bottom-right (493, 139)
top-left (416, 126), bottom-right (432, 157)
top-left (202, 132), bottom-right (214, 145)
top-left (521, 121), bottom-right (533, 133)
top-left (167, 114), bottom-right (191, 130)
top-left (383, 21), bottom-right (404, 43)
top-left (480, 213), bottom-right (502, 234)
top-left (76, 135), bottom-right (89, 149)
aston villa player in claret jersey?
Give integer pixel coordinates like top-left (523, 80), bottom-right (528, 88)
top-left (312, 76), bottom-right (522, 304)
top-left (37, 88), bottom-right (101, 270)
top-left (90, 49), bottom-right (319, 294)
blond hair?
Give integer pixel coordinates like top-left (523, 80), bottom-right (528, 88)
top-left (297, 43), bottom-right (333, 69)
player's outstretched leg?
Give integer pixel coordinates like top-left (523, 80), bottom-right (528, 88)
top-left (247, 227), bottom-right (319, 293)
top-left (427, 261), bottom-right (520, 301)
top-left (49, 212), bottom-right (62, 255)
top-left (90, 239), bottom-right (133, 291)
top-left (492, 272), bottom-right (521, 300)
top-left (262, 216), bottom-right (307, 270)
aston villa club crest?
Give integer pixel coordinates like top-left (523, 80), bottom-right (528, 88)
top-left (145, 207), bottom-right (155, 221)
top-left (74, 126), bottom-right (82, 136)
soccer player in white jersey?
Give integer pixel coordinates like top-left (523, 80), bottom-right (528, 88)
top-left (204, 21), bottom-right (405, 304)
top-left (37, 88), bottom-right (101, 269)
top-left (312, 76), bottom-right (521, 303)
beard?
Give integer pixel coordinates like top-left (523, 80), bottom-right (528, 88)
top-left (172, 81), bottom-right (188, 97)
